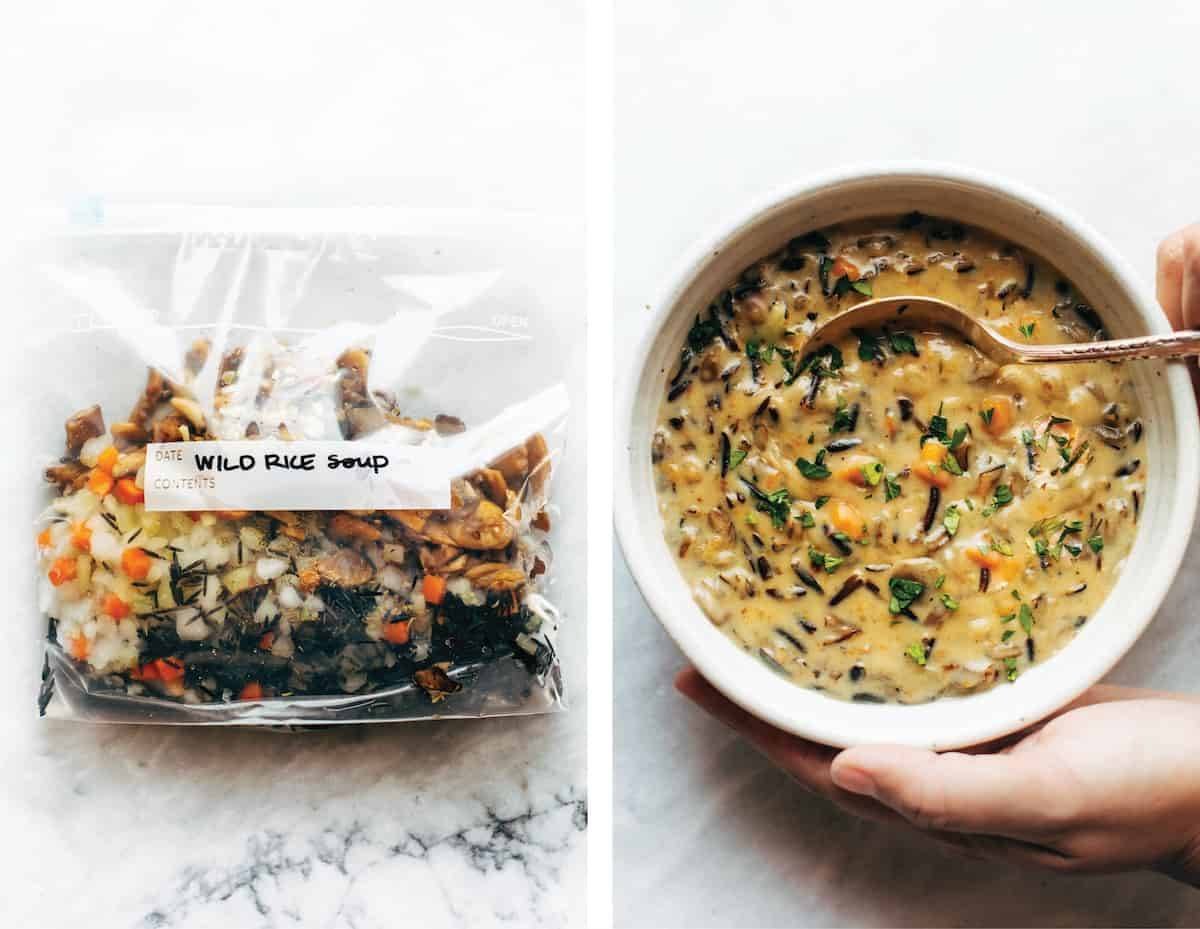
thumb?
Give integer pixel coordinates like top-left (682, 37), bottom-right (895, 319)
top-left (830, 745), bottom-right (1073, 838)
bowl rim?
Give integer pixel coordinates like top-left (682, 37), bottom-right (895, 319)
top-left (614, 160), bottom-right (1200, 749)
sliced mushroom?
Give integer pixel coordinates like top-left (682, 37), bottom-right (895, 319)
top-left (64, 405), bottom-right (106, 458)
top-left (462, 562), bottom-right (527, 592)
top-left (129, 368), bottom-right (172, 428)
top-left (327, 513), bottom-right (383, 545)
top-left (314, 548), bottom-right (375, 587)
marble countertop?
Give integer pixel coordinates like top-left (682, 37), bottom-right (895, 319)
top-left (615, 1), bottom-right (1200, 925)
top-left (0, 3), bottom-right (586, 926)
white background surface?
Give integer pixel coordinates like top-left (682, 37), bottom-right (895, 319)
top-left (615, 1), bottom-right (1200, 926)
top-left (0, 3), bottom-right (586, 928)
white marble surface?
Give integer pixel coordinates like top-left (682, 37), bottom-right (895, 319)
top-left (615, 1), bottom-right (1200, 925)
top-left (0, 3), bottom-right (586, 927)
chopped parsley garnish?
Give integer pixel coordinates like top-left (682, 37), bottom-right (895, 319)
top-left (796, 451), bottom-right (831, 480)
top-left (888, 577), bottom-right (925, 614)
top-left (979, 407), bottom-right (995, 426)
top-left (1001, 628), bottom-right (1015, 642)
top-left (940, 593), bottom-right (959, 611)
top-left (861, 461), bottom-right (884, 486)
top-left (948, 425), bottom-right (969, 449)
top-left (1060, 440), bottom-right (1090, 474)
top-left (934, 574), bottom-right (946, 589)
top-left (799, 511), bottom-right (815, 529)
top-left (889, 331), bottom-right (918, 356)
top-left (942, 504), bottom-right (960, 536)
top-left (742, 479), bottom-right (792, 529)
top-left (904, 642), bottom-right (929, 666)
top-left (747, 340), bottom-right (778, 363)
top-left (687, 315), bottom-right (722, 352)
top-left (1021, 428), bottom-right (1035, 446)
top-left (830, 400), bottom-right (857, 434)
top-left (942, 453), bottom-right (964, 476)
top-left (883, 474), bottom-right (902, 501)
top-left (728, 448), bottom-right (747, 471)
top-left (1088, 535), bottom-right (1104, 554)
top-left (855, 329), bottom-right (883, 362)
top-left (1019, 321), bottom-right (1036, 339)
top-left (982, 484), bottom-right (1014, 516)
top-left (991, 539), bottom-right (1013, 556)
top-left (851, 280), bottom-right (873, 297)
top-left (927, 413), bottom-right (949, 442)
top-left (808, 547), bottom-right (844, 574)
top-left (814, 496), bottom-right (830, 509)
top-left (1005, 656), bottom-right (1020, 681)
top-left (796, 344), bottom-right (844, 379)
top-left (1018, 603), bottom-right (1034, 636)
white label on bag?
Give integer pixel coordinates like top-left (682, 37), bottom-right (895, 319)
top-left (143, 441), bottom-right (453, 512)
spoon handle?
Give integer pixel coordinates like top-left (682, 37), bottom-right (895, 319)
top-left (1015, 330), bottom-right (1200, 363)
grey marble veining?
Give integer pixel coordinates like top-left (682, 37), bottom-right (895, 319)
top-left (140, 789), bottom-right (586, 928)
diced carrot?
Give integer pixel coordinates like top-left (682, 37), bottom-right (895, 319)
top-left (154, 657), bottom-right (185, 683)
top-left (383, 619), bottom-right (411, 645)
top-left (70, 522), bottom-right (92, 552)
top-left (913, 441), bottom-right (953, 488)
top-left (96, 445), bottom-right (119, 474)
top-left (87, 469), bottom-right (114, 497)
top-left (215, 510), bottom-right (251, 520)
top-left (113, 477), bottom-right (145, 505)
top-left (966, 547), bottom-right (1003, 570)
top-left (121, 547), bottom-right (152, 581)
top-left (258, 632), bottom-right (275, 651)
top-left (238, 682), bottom-right (264, 701)
top-left (187, 511), bottom-right (201, 522)
top-left (102, 593), bottom-right (130, 619)
top-left (981, 395), bottom-right (1014, 436)
top-left (422, 574), bottom-right (447, 605)
top-left (834, 455), bottom-right (875, 487)
top-left (67, 633), bottom-right (89, 661)
top-left (48, 556), bottom-right (78, 586)
top-left (828, 499), bottom-right (866, 539)
top-left (831, 256), bottom-right (860, 281)
top-left (884, 412), bottom-right (897, 438)
top-left (36, 527), bottom-right (53, 549)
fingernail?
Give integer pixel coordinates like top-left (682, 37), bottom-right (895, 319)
top-left (832, 765), bottom-right (875, 796)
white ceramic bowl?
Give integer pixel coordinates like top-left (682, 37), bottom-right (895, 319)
top-left (615, 162), bottom-right (1200, 750)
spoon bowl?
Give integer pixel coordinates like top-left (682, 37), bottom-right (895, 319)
top-left (805, 295), bottom-right (1200, 365)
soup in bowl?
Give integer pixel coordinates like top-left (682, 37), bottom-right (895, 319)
top-left (616, 165), bottom-right (1199, 748)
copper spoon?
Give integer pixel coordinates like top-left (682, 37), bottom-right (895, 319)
top-left (804, 295), bottom-right (1200, 364)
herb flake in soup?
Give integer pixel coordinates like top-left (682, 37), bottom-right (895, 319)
top-left (652, 214), bottom-right (1145, 703)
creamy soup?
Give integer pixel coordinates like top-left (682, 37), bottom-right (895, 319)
top-left (652, 214), bottom-right (1146, 703)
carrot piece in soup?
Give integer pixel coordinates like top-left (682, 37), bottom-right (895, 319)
top-left (238, 682), bottom-right (264, 701)
top-left (913, 441), bottom-right (953, 488)
top-left (831, 256), bottom-right (860, 281)
top-left (981, 395), bottom-right (1014, 436)
top-left (828, 499), bottom-right (866, 539)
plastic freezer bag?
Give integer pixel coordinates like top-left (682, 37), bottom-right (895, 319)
top-left (26, 208), bottom-right (569, 724)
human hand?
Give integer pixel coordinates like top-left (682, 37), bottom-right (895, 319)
top-left (1157, 222), bottom-right (1200, 330)
top-left (676, 668), bottom-right (1200, 885)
